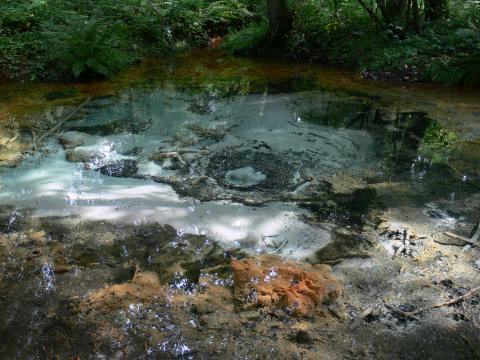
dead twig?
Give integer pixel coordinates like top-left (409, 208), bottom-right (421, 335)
top-left (32, 130), bottom-right (38, 153)
top-left (406, 285), bottom-right (480, 317)
top-left (471, 221), bottom-right (480, 242)
top-left (271, 239), bottom-right (288, 253)
top-left (384, 303), bottom-right (420, 321)
top-left (149, 151), bottom-right (186, 165)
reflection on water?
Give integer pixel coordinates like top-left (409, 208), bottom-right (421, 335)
top-left (0, 53), bottom-right (479, 359)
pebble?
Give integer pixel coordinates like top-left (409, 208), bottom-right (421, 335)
top-left (474, 259), bottom-right (480, 270)
top-left (462, 245), bottom-right (472, 252)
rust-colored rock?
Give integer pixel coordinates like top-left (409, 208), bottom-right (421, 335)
top-left (84, 271), bottom-right (165, 312)
top-left (232, 255), bottom-right (342, 316)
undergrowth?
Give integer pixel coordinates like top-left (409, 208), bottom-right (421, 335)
top-left (0, 0), bottom-right (255, 80)
top-left (1, 0), bottom-right (479, 86)
top-left (223, 0), bottom-right (480, 86)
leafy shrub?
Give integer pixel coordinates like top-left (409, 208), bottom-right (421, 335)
top-left (0, 0), bottom-right (258, 81)
top-left (222, 22), bottom-right (268, 54)
top-left (43, 19), bottom-right (131, 79)
top-left (204, 1), bottom-right (255, 34)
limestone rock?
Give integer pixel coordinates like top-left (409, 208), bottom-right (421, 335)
top-left (231, 255), bottom-right (342, 316)
top-left (65, 148), bottom-right (104, 163)
top-left (0, 151), bottom-right (24, 168)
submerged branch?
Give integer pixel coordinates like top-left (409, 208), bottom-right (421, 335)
top-left (34, 97), bottom-right (92, 150)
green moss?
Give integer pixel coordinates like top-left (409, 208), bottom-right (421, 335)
top-left (419, 121), bottom-right (460, 164)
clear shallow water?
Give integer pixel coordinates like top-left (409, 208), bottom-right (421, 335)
top-left (0, 52), bottom-right (479, 359)
top-left (0, 89), bottom-right (387, 259)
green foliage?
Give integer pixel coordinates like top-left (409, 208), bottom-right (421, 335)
top-left (222, 22), bottom-right (269, 54)
top-left (283, 0), bottom-right (480, 86)
top-left (204, 1), bottom-right (255, 32)
top-left (0, 0), bottom-right (256, 80)
top-left (43, 19), bottom-right (131, 79)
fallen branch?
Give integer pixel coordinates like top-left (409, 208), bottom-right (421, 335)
top-left (407, 285), bottom-right (480, 317)
top-left (444, 231), bottom-right (479, 247)
top-left (35, 97), bottom-right (92, 150)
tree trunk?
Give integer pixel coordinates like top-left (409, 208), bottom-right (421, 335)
top-left (267, 0), bottom-right (292, 38)
top-left (425, 0), bottom-right (448, 21)
top-left (410, 0), bottom-right (420, 32)
top-left (376, 0), bottom-right (409, 24)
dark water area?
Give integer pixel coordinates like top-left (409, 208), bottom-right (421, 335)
top-left (0, 51), bottom-right (479, 359)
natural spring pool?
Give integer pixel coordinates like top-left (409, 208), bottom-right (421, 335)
top-left (0, 52), bottom-right (479, 359)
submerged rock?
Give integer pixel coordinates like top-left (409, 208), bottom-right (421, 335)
top-left (97, 159), bottom-right (138, 178)
top-left (231, 255), bottom-right (342, 316)
top-left (64, 116), bottom-right (152, 136)
top-left (315, 226), bottom-right (371, 262)
top-left (57, 131), bottom-right (86, 149)
top-left (187, 100), bottom-right (213, 115)
top-left (65, 148), bottom-right (105, 163)
top-left (118, 146), bottom-right (143, 156)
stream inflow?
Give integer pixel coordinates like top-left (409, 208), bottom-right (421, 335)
top-left (0, 52), bottom-right (479, 359)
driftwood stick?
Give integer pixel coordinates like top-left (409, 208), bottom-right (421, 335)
top-left (35, 97), bottom-right (92, 148)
